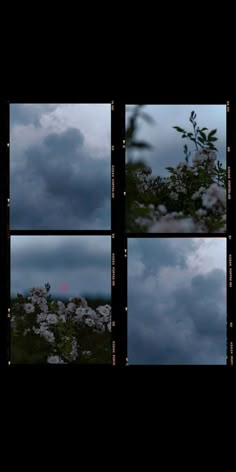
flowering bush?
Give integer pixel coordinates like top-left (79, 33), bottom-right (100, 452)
top-left (126, 108), bottom-right (226, 233)
top-left (11, 284), bottom-right (111, 364)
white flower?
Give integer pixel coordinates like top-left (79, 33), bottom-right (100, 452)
top-left (84, 318), bottom-right (96, 328)
top-left (96, 305), bottom-right (111, 323)
top-left (58, 313), bottom-right (66, 323)
top-left (38, 302), bottom-right (48, 313)
top-left (107, 321), bottom-right (112, 332)
top-left (75, 307), bottom-right (84, 320)
top-left (30, 287), bottom-right (48, 297)
top-left (170, 191), bottom-right (178, 200)
top-left (149, 216), bottom-right (197, 233)
top-left (192, 149), bottom-right (216, 171)
top-left (47, 356), bottom-right (65, 364)
top-left (69, 337), bottom-right (79, 361)
top-left (24, 303), bottom-right (35, 314)
top-left (96, 305), bottom-right (111, 317)
top-left (75, 307), bottom-right (97, 321)
top-left (176, 162), bottom-right (187, 174)
top-left (95, 321), bottom-right (105, 332)
top-left (201, 183), bottom-right (226, 209)
top-left (195, 208), bottom-right (207, 217)
top-left (192, 186), bottom-right (206, 200)
top-left (66, 302), bottom-right (76, 312)
top-left (33, 324), bottom-right (55, 343)
top-left (80, 297), bottom-right (88, 308)
top-left (46, 313), bottom-right (58, 325)
top-left (82, 350), bottom-right (92, 357)
top-left (57, 301), bottom-right (65, 315)
top-left (157, 204), bottom-right (167, 215)
top-left (39, 297), bottom-right (47, 305)
top-left (37, 312), bottom-right (48, 323)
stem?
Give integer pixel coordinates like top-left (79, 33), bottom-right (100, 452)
top-left (192, 122), bottom-right (198, 151)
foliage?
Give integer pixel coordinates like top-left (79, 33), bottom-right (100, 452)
top-left (126, 108), bottom-right (226, 233)
top-left (11, 285), bottom-right (111, 364)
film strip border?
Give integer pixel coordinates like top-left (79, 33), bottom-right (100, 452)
top-left (227, 98), bottom-right (234, 366)
top-left (0, 98), bottom-right (235, 367)
top-left (123, 98), bottom-right (234, 367)
top-left (1, 100), bottom-right (118, 367)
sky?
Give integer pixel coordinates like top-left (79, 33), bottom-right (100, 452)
top-left (126, 105), bottom-right (226, 176)
top-left (128, 238), bottom-right (226, 365)
top-left (10, 104), bottom-right (111, 229)
top-left (11, 235), bottom-right (111, 299)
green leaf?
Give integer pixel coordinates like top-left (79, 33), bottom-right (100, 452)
top-left (130, 141), bottom-right (153, 149)
top-left (208, 137), bottom-right (218, 142)
top-left (197, 137), bottom-right (205, 144)
top-left (201, 127), bottom-right (208, 131)
top-left (208, 129), bottom-right (217, 138)
top-left (199, 130), bottom-right (207, 141)
top-left (173, 126), bottom-right (186, 133)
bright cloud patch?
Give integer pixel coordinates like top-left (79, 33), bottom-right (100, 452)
top-left (128, 238), bottom-right (226, 365)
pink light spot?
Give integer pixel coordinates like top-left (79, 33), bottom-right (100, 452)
top-left (59, 283), bottom-right (69, 293)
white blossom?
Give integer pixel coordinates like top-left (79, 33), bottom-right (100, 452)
top-left (24, 303), bottom-right (35, 314)
top-left (192, 149), bottom-right (216, 170)
top-left (46, 313), bottom-right (58, 325)
top-left (149, 216), bottom-right (197, 233)
top-left (95, 321), bottom-right (105, 332)
top-left (195, 208), bottom-right (207, 217)
top-left (82, 350), bottom-right (92, 357)
top-left (201, 183), bottom-right (226, 209)
top-left (33, 324), bottom-right (55, 343)
top-left (37, 312), bottom-right (48, 323)
top-left (68, 337), bottom-right (79, 361)
top-left (66, 302), bottom-right (76, 313)
top-left (84, 318), bottom-right (96, 328)
top-left (47, 355), bottom-right (65, 364)
top-left (157, 204), bottom-right (167, 214)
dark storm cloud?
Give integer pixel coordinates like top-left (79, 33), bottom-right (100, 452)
top-left (10, 104), bottom-right (58, 127)
top-left (10, 126), bottom-right (111, 229)
top-left (129, 238), bottom-right (196, 275)
top-left (128, 239), bottom-right (226, 365)
top-left (11, 236), bottom-right (111, 298)
top-left (12, 236), bottom-right (110, 271)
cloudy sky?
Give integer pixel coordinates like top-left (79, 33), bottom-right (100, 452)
top-left (11, 236), bottom-right (111, 299)
top-left (126, 105), bottom-right (226, 176)
top-left (10, 104), bottom-right (111, 229)
top-left (128, 238), bottom-right (226, 365)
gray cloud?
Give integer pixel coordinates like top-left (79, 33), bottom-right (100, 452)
top-left (10, 104), bottom-right (58, 127)
top-left (10, 115), bottom-right (111, 229)
top-left (128, 238), bottom-right (226, 365)
top-left (11, 236), bottom-right (111, 298)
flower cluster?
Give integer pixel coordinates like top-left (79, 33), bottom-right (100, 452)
top-left (11, 286), bottom-right (111, 364)
top-left (126, 149), bottom-right (226, 233)
top-left (126, 109), bottom-right (226, 233)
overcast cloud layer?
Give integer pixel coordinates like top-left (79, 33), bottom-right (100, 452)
top-left (10, 104), bottom-right (111, 229)
top-left (128, 238), bottom-right (226, 365)
top-left (11, 236), bottom-right (111, 298)
top-left (126, 105), bottom-right (226, 176)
